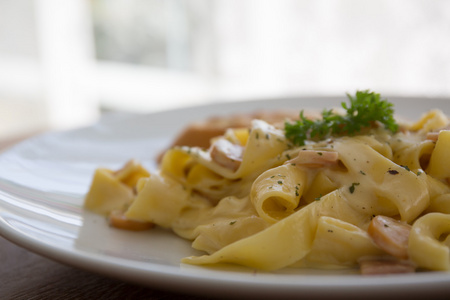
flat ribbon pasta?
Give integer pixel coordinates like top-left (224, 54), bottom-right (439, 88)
top-left (251, 164), bottom-right (308, 223)
top-left (182, 135), bottom-right (430, 270)
top-left (84, 108), bottom-right (450, 273)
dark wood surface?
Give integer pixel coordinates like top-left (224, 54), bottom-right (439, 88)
top-left (0, 236), bottom-right (214, 299)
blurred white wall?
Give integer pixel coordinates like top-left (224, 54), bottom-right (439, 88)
top-left (213, 0), bottom-right (450, 99)
top-left (0, 0), bottom-right (98, 139)
top-left (0, 0), bottom-right (450, 139)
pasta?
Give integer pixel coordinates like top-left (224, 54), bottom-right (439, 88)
top-left (84, 95), bottom-right (450, 274)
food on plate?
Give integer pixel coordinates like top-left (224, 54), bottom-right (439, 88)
top-left (156, 109), bottom-right (310, 161)
top-left (84, 90), bottom-right (450, 274)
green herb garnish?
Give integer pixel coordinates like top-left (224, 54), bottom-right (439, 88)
top-left (401, 165), bottom-right (411, 172)
top-left (349, 182), bottom-right (360, 194)
top-left (284, 90), bottom-right (399, 146)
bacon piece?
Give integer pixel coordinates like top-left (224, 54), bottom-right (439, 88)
top-left (359, 257), bottom-right (416, 275)
top-left (108, 210), bottom-right (154, 231)
top-left (288, 150), bottom-right (339, 168)
top-left (210, 139), bottom-right (244, 171)
top-left (425, 127), bottom-right (450, 142)
top-left (426, 131), bottom-right (439, 141)
top-left (368, 215), bottom-right (411, 259)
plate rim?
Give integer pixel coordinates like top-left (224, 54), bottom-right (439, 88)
top-left (1, 96), bottom-right (450, 297)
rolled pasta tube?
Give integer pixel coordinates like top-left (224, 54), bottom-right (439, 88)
top-left (408, 213), bottom-right (450, 271)
top-left (251, 164), bottom-right (308, 223)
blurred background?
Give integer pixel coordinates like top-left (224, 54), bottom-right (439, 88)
top-left (1, 0), bottom-right (450, 142)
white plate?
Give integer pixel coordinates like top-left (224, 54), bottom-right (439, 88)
top-left (1, 96), bottom-right (450, 298)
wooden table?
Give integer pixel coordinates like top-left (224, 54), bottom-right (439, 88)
top-left (0, 236), bottom-right (212, 299)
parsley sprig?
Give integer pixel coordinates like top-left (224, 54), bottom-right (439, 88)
top-left (285, 90), bottom-right (399, 146)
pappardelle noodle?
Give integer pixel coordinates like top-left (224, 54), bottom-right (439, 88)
top-left (84, 91), bottom-right (450, 274)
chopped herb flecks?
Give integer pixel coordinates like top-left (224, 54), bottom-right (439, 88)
top-left (349, 182), bottom-right (360, 194)
top-left (295, 185), bottom-right (300, 196)
top-left (401, 165), bottom-right (411, 172)
top-left (388, 169), bottom-right (399, 175)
